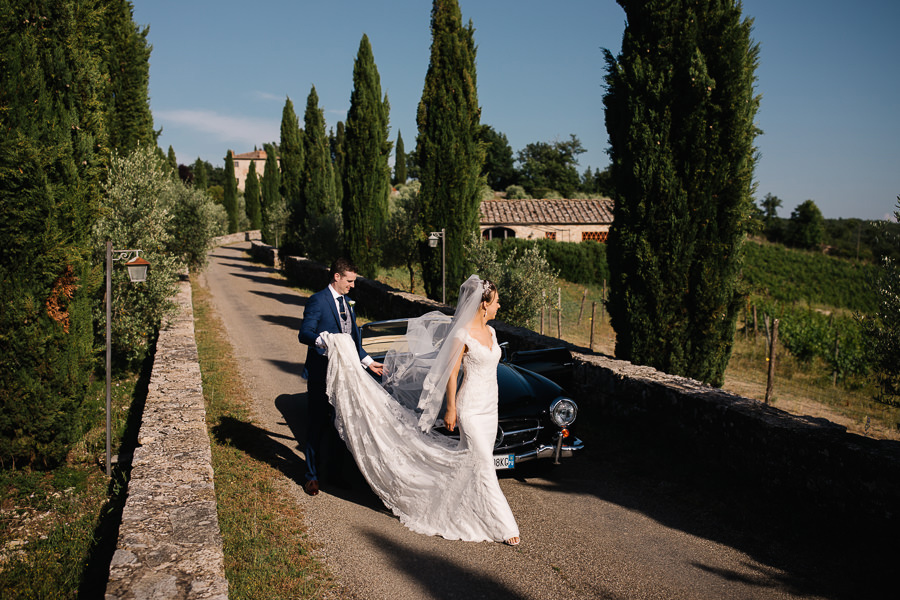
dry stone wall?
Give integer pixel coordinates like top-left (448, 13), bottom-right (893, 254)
top-left (105, 275), bottom-right (228, 600)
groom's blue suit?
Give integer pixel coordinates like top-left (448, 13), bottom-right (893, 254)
top-left (298, 285), bottom-right (369, 485)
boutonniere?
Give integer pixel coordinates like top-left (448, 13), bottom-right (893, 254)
top-left (348, 300), bottom-right (356, 309)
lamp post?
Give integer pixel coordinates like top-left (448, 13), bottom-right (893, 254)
top-left (428, 228), bottom-right (446, 304)
top-left (105, 242), bottom-right (149, 476)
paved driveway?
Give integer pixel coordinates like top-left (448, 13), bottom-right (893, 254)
top-left (200, 243), bottom-right (886, 600)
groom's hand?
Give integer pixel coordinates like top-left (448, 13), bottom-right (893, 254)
top-left (368, 361), bottom-right (384, 376)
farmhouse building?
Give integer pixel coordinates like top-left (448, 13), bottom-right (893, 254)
top-left (480, 198), bottom-right (614, 243)
top-left (229, 150), bottom-right (275, 191)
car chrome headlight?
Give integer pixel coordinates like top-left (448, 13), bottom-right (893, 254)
top-left (550, 398), bottom-right (577, 427)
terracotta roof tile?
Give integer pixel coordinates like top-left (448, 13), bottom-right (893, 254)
top-left (480, 198), bottom-right (614, 225)
top-left (232, 150), bottom-right (268, 160)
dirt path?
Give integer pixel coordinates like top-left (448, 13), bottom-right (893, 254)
top-left (198, 243), bottom-right (885, 600)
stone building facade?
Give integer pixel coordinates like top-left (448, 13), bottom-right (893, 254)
top-left (230, 150), bottom-right (273, 191)
top-left (480, 198), bottom-right (614, 243)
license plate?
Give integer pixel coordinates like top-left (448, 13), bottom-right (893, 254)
top-left (494, 454), bottom-right (515, 470)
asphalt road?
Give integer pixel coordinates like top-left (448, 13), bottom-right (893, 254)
top-left (199, 243), bottom-right (889, 600)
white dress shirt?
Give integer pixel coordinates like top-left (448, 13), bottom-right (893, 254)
top-left (316, 284), bottom-right (373, 368)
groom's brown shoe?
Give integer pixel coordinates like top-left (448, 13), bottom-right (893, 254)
top-left (304, 479), bottom-right (319, 496)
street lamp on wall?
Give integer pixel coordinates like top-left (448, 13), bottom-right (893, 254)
top-left (428, 228), bottom-right (446, 304)
top-left (105, 242), bottom-right (149, 477)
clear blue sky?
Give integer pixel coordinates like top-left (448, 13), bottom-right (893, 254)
top-left (132, 0), bottom-right (900, 221)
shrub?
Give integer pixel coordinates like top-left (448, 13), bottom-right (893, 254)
top-left (92, 147), bottom-right (186, 367)
top-left (860, 199), bottom-right (900, 404)
top-left (466, 234), bottom-right (558, 328)
top-left (167, 183), bottom-right (226, 270)
top-left (490, 238), bottom-right (609, 286)
top-left (505, 185), bottom-right (529, 200)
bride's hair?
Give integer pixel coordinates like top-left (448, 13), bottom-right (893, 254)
top-left (481, 279), bottom-right (497, 304)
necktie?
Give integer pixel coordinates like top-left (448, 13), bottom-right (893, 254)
top-left (338, 296), bottom-right (349, 333)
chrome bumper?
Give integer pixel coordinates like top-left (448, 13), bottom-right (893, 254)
top-left (507, 436), bottom-right (584, 465)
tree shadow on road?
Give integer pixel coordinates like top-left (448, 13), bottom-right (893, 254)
top-left (209, 394), bottom-right (308, 486)
top-left (259, 314), bottom-right (305, 333)
top-left (517, 420), bottom-right (896, 600)
top-left (359, 530), bottom-right (532, 600)
top-left (251, 289), bottom-right (308, 307)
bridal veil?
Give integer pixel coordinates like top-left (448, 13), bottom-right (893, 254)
top-left (381, 275), bottom-right (487, 431)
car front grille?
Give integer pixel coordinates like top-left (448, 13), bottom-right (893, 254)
top-left (495, 418), bottom-right (542, 452)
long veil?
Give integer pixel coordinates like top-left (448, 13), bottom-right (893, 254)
top-left (381, 275), bottom-right (485, 431)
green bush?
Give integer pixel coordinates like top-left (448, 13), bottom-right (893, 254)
top-left (168, 183), bottom-right (226, 270)
top-left (92, 147), bottom-right (188, 367)
top-left (489, 238), bottom-right (609, 286)
top-left (466, 234), bottom-right (558, 328)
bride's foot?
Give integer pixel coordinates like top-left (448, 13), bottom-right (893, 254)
top-left (504, 537), bottom-right (520, 546)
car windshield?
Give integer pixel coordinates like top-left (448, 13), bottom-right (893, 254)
top-left (361, 320), bottom-right (410, 356)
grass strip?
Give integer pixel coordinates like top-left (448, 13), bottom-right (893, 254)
top-left (191, 277), bottom-right (337, 600)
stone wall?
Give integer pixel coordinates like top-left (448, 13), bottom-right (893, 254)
top-left (105, 276), bottom-right (228, 599)
top-left (210, 230), bottom-right (261, 248)
top-left (251, 240), bottom-right (900, 531)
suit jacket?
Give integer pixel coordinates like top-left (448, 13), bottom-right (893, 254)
top-left (299, 286), bottom-right (367, 382)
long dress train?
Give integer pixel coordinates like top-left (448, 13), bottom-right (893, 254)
top-left (323, 329), bottom-right (519, 543)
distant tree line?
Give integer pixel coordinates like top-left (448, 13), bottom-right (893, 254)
top-left (398, 127), bottom-right (614, 200)
top-left (752, 193), bottom-right (899, 263)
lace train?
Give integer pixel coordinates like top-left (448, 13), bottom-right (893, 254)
top-left (324, 332), bottom-right (519, 542)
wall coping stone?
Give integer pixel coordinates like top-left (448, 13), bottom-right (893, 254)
top-left (210, 230), bottom-right (261, 249)
top-left (105, 273), bottom-right (228, 599)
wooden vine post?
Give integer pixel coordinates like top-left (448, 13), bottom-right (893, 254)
top-left (576, 288), bottom-right (587, 325)
top-left (557, 287), bottom-right (562, 338)
top-left (540, 291), bottom-right (545, 335)
top-left (765, 318), bottom-right (779, 404)
top-left (589, 301), bottom-right (596, 351)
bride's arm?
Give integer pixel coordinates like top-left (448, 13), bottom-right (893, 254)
top-left (444, 347), bottom-right (466, 432)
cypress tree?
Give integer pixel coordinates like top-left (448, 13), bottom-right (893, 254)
top-left (244, 160), bottom-right (261, 230)
top-left (330, 122), bottom-right (345, 207)
top-left (260, 143), bottom-right (282, 245)
top-left (101, 0), bottom-right (155, 153)
top-left (302, 85), bottom-right (337, 223)
top-left (279, 97), bottom-right (304, 253)
top-left (166, 145), bottom-right (178, 177)
top-left (193, 156), bottom-right (208, 190)
top-left (343, 34), bottom-right (392, 277)
top-left (0, 0), bottom-right (108, 465)
top-left (298, 85), bottom-right (341, 263)
top-left (603, 0), bottom-right (761, 386)
top-left (223, 150), bottom-right (238, 233)
top-left (394, 130), bottom-right (407, 185)
top-left (416, 0), bottom-right (483, 301)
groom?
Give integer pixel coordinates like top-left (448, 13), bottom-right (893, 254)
top-left (298, 258), bottom-right (383, 496)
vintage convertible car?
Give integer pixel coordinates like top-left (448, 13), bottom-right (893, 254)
top-left (360, 319), bottom-right (584, 470)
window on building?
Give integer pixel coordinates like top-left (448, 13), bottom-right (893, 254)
top-left (545, 232), bottom-right (556, 240)
top-left (482, 227), bottom-right (516, 240)
top-left (582, 231), bottom-right (608, 243)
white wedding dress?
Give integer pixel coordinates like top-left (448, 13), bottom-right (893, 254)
top-left (323, 328), bottom-right (519, 543)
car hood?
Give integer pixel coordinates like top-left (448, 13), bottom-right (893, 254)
top-left (497, 363), bottom-right (565, 418)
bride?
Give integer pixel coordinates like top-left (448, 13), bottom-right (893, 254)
top-left (321, 275), bottom-right (520, 546)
